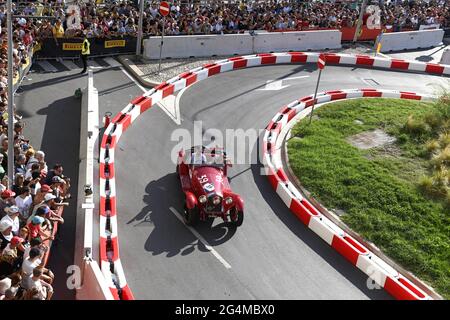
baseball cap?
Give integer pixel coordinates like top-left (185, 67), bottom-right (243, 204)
top-left (31, 216), bottom-right (45, 225)
top-left (1, 189), bottom-right (15, 199)
top-left (44, 193), bottom-right (56, 202)
top-left (52, 176), bottom-right (63, 183)
top-left (10, 236), bottom-right (24, 246)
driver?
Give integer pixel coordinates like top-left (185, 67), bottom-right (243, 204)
top-left (191, 149), bottom-right (206, 165)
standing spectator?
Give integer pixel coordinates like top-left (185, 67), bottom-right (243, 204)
top-left (0, 219), bottom-right (13, 250)
top-left (1, 206), bottom-right (20, 235)
top-left (52, 18), bottom-right (65, 42)
top-left (26, 150), bottom-right (46, 172)
top-left (22, 267), bottom-right (53, 300)
top-left (0, 190), bottom-right (16, 218)
top-left (15, 187), bottom-right (32, 220)
top-left (44, 164), bottom-right (64, 185)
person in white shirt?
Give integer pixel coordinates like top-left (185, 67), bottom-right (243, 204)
top-left (26, 150), bottom-right (47, 172)
top-left (1, 206), bottom-right (20, 235)
top-left (15, 187), bottom-right (32, 220)
top-left (22, 267), bottom-right (53, 300)
top-left (191, 150), bottom-right (206, 165)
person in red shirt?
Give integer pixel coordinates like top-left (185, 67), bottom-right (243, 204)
top-left (22, 30), bottom-right (33, 47)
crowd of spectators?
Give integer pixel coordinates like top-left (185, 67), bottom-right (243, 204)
top-left (0, 123), bottom-right (71, 300)
top-left (142, 0), bottom-right (450, 36)
top-left (0, 1), bottom-right (448, 43)
top-left (0, 1), bottom-right (71, 297)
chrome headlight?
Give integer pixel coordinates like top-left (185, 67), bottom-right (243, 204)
top-left (213, 195), bottom-right (221, 205)
top-left (225, 197), bottom-right (233, 205)
top-left (199, 195), bottom-right (207, 204)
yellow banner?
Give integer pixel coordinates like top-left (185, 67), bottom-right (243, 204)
top-left (63, 42), bottom-right (83, 51)
top-left (105, 40), bottom-right (125, 48)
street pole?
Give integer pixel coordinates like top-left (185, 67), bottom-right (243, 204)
top-left (6, 0), bottom-right (14, 188)
top-left (136, 0), bottom-right (145, 56)
top-left (353, 0), bottom-right (368, 43)
top-left (158, 16), bottom-right (165, 74)
top-left (308, 68), bottom-right (322, 125)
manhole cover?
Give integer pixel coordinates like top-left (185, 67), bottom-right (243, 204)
top-left (347, 129), bottom-right (396, 150)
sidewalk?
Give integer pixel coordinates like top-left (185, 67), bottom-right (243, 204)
top-left (119, 41), bottom-right (449, 88)
top-left (118, 44), bottom-right (373, 88)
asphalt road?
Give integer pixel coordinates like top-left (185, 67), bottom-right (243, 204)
top-left (114, 64), bottom-right (448, 299)
top-left (15, 57), bottom-right (143, 300)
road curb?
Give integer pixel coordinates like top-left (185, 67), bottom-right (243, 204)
top-left (117, 55), bottom-right (160, 88)
top-left (100, 52), bottom-right (449, 299)
top-left (263, 88), bottom-right (443, 300)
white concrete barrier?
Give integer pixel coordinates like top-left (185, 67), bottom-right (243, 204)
top-left (76, 259), bottom-right (115, 300)
top-left (75, 70), bottom-right (112, 300)
top-left (143, 30), bottom-right (341, 59)
top-left (144, 34), bottom-right (253, 59)
top-left (379, 29), bottom-right (444, 52)
top-left (253, 30), bottom-right (342, 53)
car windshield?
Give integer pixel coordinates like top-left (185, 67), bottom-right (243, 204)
top-left (186, 146), bottom-right (225, 168)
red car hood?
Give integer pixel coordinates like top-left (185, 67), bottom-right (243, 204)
top-left (192, 166), bottom-right (225, 197)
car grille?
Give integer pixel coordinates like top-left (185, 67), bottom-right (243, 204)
top-left (206, 195), bottom-right (222, 212)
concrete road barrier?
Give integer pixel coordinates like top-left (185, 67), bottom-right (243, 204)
top-left (144, 34), bottom-right (253, 59)
top-left (253, 30), bottom-right (341, 53)
top-left (379, 29), bottom-right (444, 52)
top-left (143, 30), bottom-right (341, 59)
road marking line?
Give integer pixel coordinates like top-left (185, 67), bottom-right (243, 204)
top-left (257, 75), bottom-right (309, 91)
top-left (103, 57), bottom-right (122, 68)
top-left (60, 60), bottom-right (79, 70)
top-left (169, 207), bottom-right (232, 269)
top-left (37, 60), bottom-right (58, 73)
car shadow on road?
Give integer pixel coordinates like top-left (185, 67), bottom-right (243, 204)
top-left (126, 172), bottom-right (237, 258)
top-left (250, 142), bottom-right (391, 300)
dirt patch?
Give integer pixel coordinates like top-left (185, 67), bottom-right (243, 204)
top-left (347, 129), bottom-right (397, 150)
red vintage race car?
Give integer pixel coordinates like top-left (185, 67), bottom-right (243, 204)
top-left (176, 145), bottom-right (244, 226)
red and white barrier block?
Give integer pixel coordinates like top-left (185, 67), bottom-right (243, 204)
top-left (98, 52), bottom-right (447, 299)
top-left (263, 88), bottom-right (434, 300)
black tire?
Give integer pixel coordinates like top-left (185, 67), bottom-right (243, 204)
top-left (184, 205), bottom-right (199, 226)
top-left (229, 207), bottom-right (244, 227)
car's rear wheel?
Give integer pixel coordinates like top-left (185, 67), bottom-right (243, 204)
top-left (229, 207), bottom-right (243, 226)
top-left (184, 205), bottom-right (199, 226)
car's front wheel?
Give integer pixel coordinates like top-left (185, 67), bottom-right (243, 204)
top-left (184, 205), bottom-right (199, 226)
top-left (229, 207), bottom-right (243, 226)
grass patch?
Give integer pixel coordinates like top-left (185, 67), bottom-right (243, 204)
top-left (288, 98), bottom-right (450, 298)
